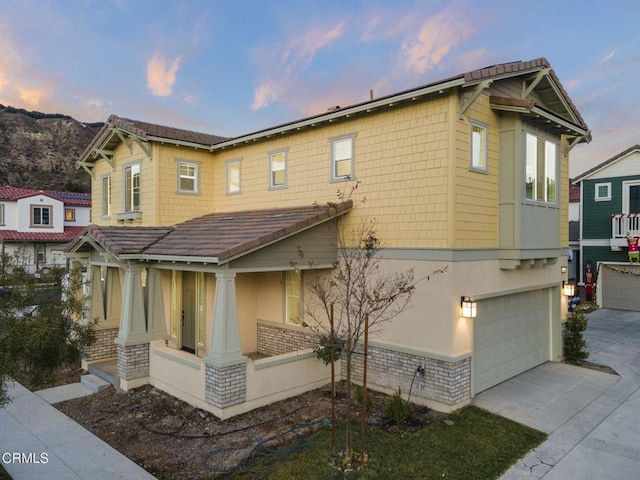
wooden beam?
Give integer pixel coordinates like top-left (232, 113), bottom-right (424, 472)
top-left (460, 80), bottom-right (492, 119)
top-left (523, 68), bottom-right (550, 98)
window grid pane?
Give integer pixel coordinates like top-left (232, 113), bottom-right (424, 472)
top-left (270, 153), bottom-right (286, 187)
top-left (228, 162), bottom-right (240, 193)
top-left (332, 138), bottom-right (353, 179)
top-left (179, 163), bottom-right (197, 192)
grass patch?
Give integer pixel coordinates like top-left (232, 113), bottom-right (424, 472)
top-left (0, 464), bottom-right (12, 480)
top-left (216, 406), bottom-right (546, 479)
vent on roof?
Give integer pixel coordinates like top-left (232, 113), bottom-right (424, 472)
top-left (327, 105), bottom-right (341, 112)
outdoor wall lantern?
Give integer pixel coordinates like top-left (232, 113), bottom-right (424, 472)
top-left (460, 296), bottom-right (477, 318)
top-left (561, 266), bottom-right (567, 274)
top-left (562, 281), bottom-right (576, 297)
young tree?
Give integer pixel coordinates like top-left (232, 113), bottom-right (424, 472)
top-left (0, 248), bottom-right (96, 406)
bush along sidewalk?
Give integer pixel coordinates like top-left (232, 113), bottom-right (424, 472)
top-left (563, 305), bottom-right (589, 364)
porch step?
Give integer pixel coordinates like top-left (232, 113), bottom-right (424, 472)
top-left (87, 360), bottom-right (119, 387)
top-left (80, 374), bottom-right (111, 393)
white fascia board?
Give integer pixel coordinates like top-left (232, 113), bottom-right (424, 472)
top-left (211, 78), bottom-right (465, 150)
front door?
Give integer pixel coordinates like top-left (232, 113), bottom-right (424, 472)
top-left (182, 272), bottom-right (196, 352)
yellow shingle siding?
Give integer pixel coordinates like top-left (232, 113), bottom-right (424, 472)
top-left (212, 96), bottom-right (453, 249)
top-left (453, 94), bottom-right (499, 248)
top-left (154, 145), bottom-right (216, 226)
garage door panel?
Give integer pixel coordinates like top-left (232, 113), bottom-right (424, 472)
top-left (473, 289), bottom-right (551, 394)
top-left (601, 265), bottom-right (640, 311)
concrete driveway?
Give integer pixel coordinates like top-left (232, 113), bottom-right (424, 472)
top-left (473, 308), bottom-right (640, 479)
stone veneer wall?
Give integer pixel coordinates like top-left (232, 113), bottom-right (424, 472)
top-left (257, 323), bottom-right (471, 406)
top-left (257, 323), bottom-right (318, 356)
top-left (85, 327), bottom-right (118, 362)
top-left (347, 344), bottom-right (471, 406)
top-left (117, 343), bottom-right (149, 380)
top-left (205, 363), bottom-right (246, 408)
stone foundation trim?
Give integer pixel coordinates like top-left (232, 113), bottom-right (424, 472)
top-left (84, 327), bottom-right (118, 362)
top-left (117, 342), bottom-right (150, 381)
top-left (257, 321), bottom-right (318, 357)
top-left (205, 362), bottom-right (247, 408)
top-left (346, 343), bottom-right (471, 406)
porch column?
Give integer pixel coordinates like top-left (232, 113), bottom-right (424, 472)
top-left (146, 268), bottom-right (168, 339)
top-left (114, 263), bottom-right (149, 390)
top-left (204, 271), bottom-right (247, 408)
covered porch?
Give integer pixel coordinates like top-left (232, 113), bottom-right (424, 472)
top-left (64, 201), bottom-right (351, 418)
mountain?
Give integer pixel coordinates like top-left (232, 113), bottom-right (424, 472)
top-left (0, 105), bottom-right (103, 192)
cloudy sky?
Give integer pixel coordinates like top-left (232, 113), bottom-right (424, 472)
top-left (0, 0), bottom-right (638, 176)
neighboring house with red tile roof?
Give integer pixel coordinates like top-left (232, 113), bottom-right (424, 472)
top-left (65, 57), bottom-right (590, 419)
top-left (0, 186), bottom-right (90, 273)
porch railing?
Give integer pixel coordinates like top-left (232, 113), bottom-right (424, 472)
top-left (612, 214), bottom-right (640, 239)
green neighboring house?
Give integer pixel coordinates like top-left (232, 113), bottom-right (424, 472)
top-left (573, 145), bottom-right (640, 310)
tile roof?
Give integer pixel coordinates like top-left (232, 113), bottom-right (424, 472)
top-left (0, 186), bottom-right (91, 206)
top-left (0, 226), bottom-right (86, 243)
top-left (66, 201), bottom-right (352, 263)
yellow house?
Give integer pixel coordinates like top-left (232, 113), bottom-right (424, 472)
top-left (66, 57), bottom-right (591, 418)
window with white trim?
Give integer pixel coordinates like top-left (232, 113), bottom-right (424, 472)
top-left (35, 243), bottom-right (46, 264)
top-left (178, 161), bottom-right (199, 194)
top-left (594, 182), bottom-right (611, 201)
top-left (101, 175), bottom-right (111, 218)
top-left (470, 121), bottom-right (488, 172)
top-left (227, 159), bottom-right (241, 194)
top-left (124, 163), bottom-right (141, 212)
top-left (270, 151), bottom-right (287, 189)
top-left (31, 205), bottom-right (52, 227)
top-left (525, 133), bottom-right (557, 203)
top-left (285, 270), bottom-right (302, 325)
top-left (331, 135), bottom-right (355, 181)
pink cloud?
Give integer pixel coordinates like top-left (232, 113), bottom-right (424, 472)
top-left (400, 8), bottom-right (476, 75)
top-left (17, 86), bottom-right (47, 106)
top-left (251, 21), bottom-right (345, 110)
top-left (146, 53), bottom-right (181, 97)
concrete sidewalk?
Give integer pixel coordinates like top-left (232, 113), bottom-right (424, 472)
top-left (0, 381), bottom-right (156, 479)
top-left (474, 308), bottom-right (640, 479)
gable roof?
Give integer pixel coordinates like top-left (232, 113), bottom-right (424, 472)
top-left (79, 57), bottom-right (590, 169)
top-left (572, 145), bottom-right (640, 184)
top-left (0, 186), bottom-right (91, 206)
top-left (78, 114), bottom-right (229, 168)
top-left (65, 201), bottom-right (352, 264)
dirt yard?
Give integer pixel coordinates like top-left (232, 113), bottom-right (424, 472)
top-left (55, 381), bottom-right (441, 479)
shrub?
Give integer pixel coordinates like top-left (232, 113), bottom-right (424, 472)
top-left (354, 385), bottom-right (373, 413)
top-left (385, 388), bottom-right (408, 425)
top-left (563, 306), bottom-right (589, 364)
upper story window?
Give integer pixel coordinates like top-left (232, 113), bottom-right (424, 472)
top-left (525, 133), bottom-right (557, 203)
top-left (269, 150), bottom-right (287, 189)
top-left (0, 204), bottom-right (4, 225)
top-left (594, 182), bottom-right (611, 202)
top-left (331, 135), bottom-right (355, 181)
top-left (227, 159), bottom-right (241, 195)
top-left (124, 163), bottom-right (141, 212)
top-left (64, 208), bottom-right (76, 221)
top-left (101, 175), bottom-right (111, 218)
top-left (178, 161), bottom-right (199, 194)
top-left (470, 121), bottom-right (488, 172)
top-left (31, 205), bottom-right (52, 227)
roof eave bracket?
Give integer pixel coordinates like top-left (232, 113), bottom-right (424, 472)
top-left (523, 68), bottom-right (550, 98)
top-left (460, 80), bottom-right (493, 119)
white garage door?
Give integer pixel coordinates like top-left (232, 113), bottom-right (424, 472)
top-left (473, 289), bottom-right (551, 394)
top-left (601, 264), bottom-right (640, 311)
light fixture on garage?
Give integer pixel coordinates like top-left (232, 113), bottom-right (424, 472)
top-left (561, 266), bottom-right (567, 274)
top-left (562, 281), bottom-right (575, 297)
top-left (461, 296), bottom-right (477, 318)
